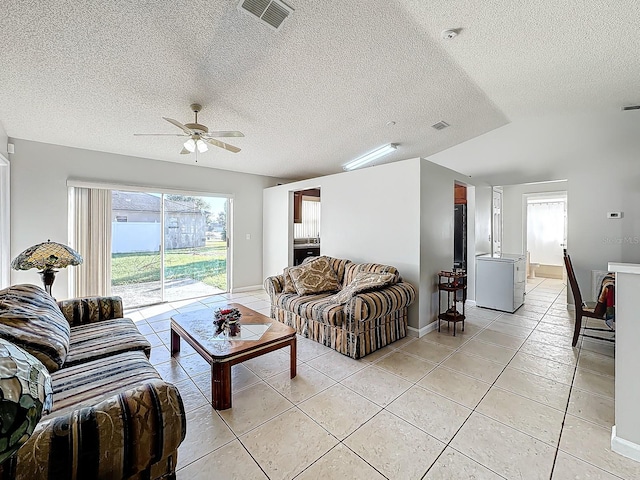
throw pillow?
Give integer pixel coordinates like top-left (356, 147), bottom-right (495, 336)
top-left (282, 267), bottom-right (298, 294)
top-left (289, 256), bottom-right (340, 295)
top-left (332, 272), bottom-right (398, 304)
top-left (0, 284), bottom-right (71, 372)
top-left (283, 256), bottom-right (333, 294)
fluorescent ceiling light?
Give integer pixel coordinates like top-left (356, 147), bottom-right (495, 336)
top-left (343, 143), bottom-right (397, 171)
top-left (184, 138), bottom-right (196, 152)
top-left (196, 139), bottom-right (208, 153)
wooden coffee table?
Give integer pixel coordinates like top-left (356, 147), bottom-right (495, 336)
top-left (170, 303), bottom-right (296, 410)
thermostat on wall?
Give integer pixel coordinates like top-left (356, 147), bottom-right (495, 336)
top-left (607, 212), bottom-right (623, 219)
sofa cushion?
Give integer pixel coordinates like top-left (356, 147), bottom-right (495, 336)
top-left (0, 284), bottom-right (71, 372)
top-left (0, 337), bottom-right (54, 460)
top-left (48, 350), bottom-right (161, 417)
top-left (65, 317), bottom-right (152, 367)
top-left (332, 272), bottom-right (398, 304)
top-left (289, 256), bottom-right (340, 295)
top-left (275, 292), bottom-right (345, 326)
top-left (343, 263), bottom-right (399, 286)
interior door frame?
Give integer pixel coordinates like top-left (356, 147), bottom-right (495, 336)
top-left (491, 187), bottom-right (503, 256)
top-left (0, 154), bottom-right (10, 289)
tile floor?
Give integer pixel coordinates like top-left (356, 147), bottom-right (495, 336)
top-left (124, 278), bottom-right (632, 479)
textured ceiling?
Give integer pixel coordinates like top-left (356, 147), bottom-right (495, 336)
top-left (0, 1), bottom-right (637, 180)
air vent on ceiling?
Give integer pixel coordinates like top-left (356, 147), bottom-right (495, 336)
top-left (238, 0), bottom-right (293, 31)
top-left (622, 105), bottom-right (640, 111)
top-left (431, 120), bottom-right (450, 131)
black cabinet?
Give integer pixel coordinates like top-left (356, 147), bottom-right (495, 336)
top-left (294, 247), bottom-right (320, 265)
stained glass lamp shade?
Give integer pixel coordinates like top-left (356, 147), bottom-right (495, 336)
top-left (0, 339), bottom-right (53, 465)
top-left (11, 241), bottom-right (83, 296)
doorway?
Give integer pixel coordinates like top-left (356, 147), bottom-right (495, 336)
top-left (111, 190), bottom-right (230, 307)
top-left (454, 183), bottom-right (467, 270)
top-left (524, 192), bottom-right (567, 279)
top-left (292, 188), bottom-right (321, 265)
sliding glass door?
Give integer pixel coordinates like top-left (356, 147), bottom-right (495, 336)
top-left (111, 190), bottom-right (229, 307)
top-left (163, 195), bottom-right (228, 302)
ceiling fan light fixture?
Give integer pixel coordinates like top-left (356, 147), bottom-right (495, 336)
top-left (184, 138), bottom-right (196, 152)
top-left (196, 139), bottom-right (208, 153)
top-left (343, 143), bottom-right (398, 171)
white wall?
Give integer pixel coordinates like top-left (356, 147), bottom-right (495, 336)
top-left (568, 168), bottom-right (640, 299)
top-left (501, 181), bottom-right (568, 256)
top-left (419, 162), bottom-right (490, 329)
top-left (263, 158), bottom-right (492, 331)
top-left (419, 162), bottom-right (455, 329)
top-left (10, 139), bottom-right (283, 299)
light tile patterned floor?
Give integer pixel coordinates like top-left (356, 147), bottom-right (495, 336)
top-left (124, 279), bottom-right (630, 479)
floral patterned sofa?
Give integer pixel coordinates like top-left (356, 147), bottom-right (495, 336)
top-left (264, 256), bottom-right (416, 359)
top-left (0, 284), bottom-right (186, 480)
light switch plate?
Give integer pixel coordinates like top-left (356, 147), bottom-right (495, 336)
top-left (607, 211), bottom-right (623, 219)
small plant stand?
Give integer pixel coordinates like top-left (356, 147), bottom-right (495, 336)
top-left (437, 271), bottom-right (467, 336)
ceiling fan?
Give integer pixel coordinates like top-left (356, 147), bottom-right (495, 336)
top-left (134, 103), bottom-right (244, 156)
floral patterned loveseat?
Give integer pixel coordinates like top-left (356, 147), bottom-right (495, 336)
top-left (264, 256), bottom-right (416, 359)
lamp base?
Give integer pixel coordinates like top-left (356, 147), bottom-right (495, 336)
top-left (39, 269), bottom-right (57, 297)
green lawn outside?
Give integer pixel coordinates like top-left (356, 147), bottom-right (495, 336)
top-left (112, 240), bottom-right (227, 290)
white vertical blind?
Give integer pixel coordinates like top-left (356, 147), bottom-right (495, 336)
top-left (72, 187), bottom-right (112, 296)
top-left (294, 200), bottom-right (321, 239)
top-left (527, 200), bottom-right (566, 266)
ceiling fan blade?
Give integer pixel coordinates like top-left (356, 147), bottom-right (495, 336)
top-left (203, 131), bottom-right (245, 138)
top-left (133, 133), bottom-right (188, 136)
top-left (180, 147), bottom-right (190, 155)
top-left (205, 138), bottom-right (241, 153)
top-left (163, 117), bottom-right (193, 135)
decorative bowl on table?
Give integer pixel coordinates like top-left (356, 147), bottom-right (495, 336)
top-left (213, 307), bottom-right (242, 336)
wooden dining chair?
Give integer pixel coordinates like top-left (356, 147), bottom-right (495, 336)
top-left (563, 249), bottom-right (614, 347)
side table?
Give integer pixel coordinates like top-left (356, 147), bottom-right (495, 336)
top-left (437, 271), bottom-right (467, 336)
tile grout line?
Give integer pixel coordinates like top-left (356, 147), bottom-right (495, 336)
top-left (421, 279), bottom-right (565, 478)
top-left (547, 333), bottom-right (583, 479)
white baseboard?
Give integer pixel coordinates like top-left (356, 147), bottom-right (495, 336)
top-left (231, 285), bottom-right (264, 293)
top-left (407, 321), bottom-right (437, 338)
top-left (466, 299), bottom-right (476, 308)
top-left (611, 426), bottom-right (640, 462)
